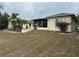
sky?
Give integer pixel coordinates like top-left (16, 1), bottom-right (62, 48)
top-left (1, 2), bottom-right (79, 20)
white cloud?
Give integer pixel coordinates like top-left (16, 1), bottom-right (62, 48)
top-left (1, 2), bottom-right (79, 19)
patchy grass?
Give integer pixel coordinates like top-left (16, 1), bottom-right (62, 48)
top-left (0, 30), bottom-right (79, 57)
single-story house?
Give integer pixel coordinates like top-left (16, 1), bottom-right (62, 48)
top-left (21, 23), bottom-right (33, 33)
top-left (32, 13), bottom-right (78, 32)
top-left (8, 19), bottom-right (33, 33)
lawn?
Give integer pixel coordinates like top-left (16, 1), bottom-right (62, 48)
top-left (0, 30), bottom-right (79, 57)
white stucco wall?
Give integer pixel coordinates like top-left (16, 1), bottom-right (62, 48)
top-left (22, 24), bottom-right (27, 29)
top-left (22, 22), bottom-right (34, 30)
top-left (30, 21), bottom-right (34, 30)
top-left (36, 27), bottom-right (48, 30)
top-left (22, 23), bottom-right (33, 33)
top-left (8, 21), bottom-right (13, 29)
top-left (48, 18), bottom-right (59, 31)
top-left (47, 16), bottom-right (72, 32)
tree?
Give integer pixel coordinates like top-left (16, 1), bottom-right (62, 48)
top-left (0, 3), bottom-right (9, 30)
top-left (11, 12), bottom-right (23, 32)
top-left (22, 20), bottom-right (28, 24)
top-left (16, 18), bottom-right (22, 25)
top-left (0, 4), bottom-right (10, 30)
top-left (11, 12), bottom-right (19, 19)
top-left (0, 12), bottom-right (9, 30)
top-left (57, 22), bottom-right (69, 32)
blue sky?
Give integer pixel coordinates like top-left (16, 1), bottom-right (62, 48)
top-left (1, 2), bottom-right (79, 20)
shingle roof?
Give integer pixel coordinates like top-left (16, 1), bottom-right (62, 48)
top-left (46, 13), bottom-right (74, 18)
top-left (32, 13), bottom-right (76, 21)
top-left (32, 18), bottom-right (47, 21)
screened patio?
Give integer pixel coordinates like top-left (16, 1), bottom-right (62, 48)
top-left (33, 18), bottom-right (47, 27)
top-left (33, 18), bottom-right (48, 30)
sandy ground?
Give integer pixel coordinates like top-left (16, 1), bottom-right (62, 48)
top-left (0, 30), bottom-right (78, 57)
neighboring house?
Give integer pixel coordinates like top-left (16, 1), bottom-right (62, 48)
top-left (32, 13), bottom-right (78, 32)
top-left (8, 18), bottom-right (33, 29)
top-left (21, 23), bottom-right (33, 33)
top-left (8, 19), bottom-right (33, 33)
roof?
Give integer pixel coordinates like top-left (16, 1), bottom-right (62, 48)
top-left (32, 13), bottom-right (77, 21)
top-left (32, 18), bottom-right (47, 21)
top-left (46, 13), bottom-right (75, 18)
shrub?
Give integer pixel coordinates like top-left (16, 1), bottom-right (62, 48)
top-left (57, 22), bottom-right (69, 32)
top-left (15, 24), bottom-right (22, 32)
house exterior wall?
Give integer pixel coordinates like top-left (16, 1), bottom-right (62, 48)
top-left (32, 16), bottom-right (77, 32)
top-left (47, 16), bottom-right (72, 32)
top-left (22, 23), bottom-right (33, 33)
top-left (22, 23), bottom-right (32, 29)
top-left (22, 24), bottom-right (27, 29)
top-left (36, 27), bottom-right (48, 30)
top-left (71, 17), bottom-right (77, 32)
top-left (31, 21), bottom-right (34, 30)
top-left (48, 18), bottom-right (57, 31)
top-left (8, 21), bottom-right (13, 29)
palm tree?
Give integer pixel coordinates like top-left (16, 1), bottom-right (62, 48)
top-left (11, 12), bottom-right (19, 19)
top-left (11, 12), bottom-right (23, 32)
